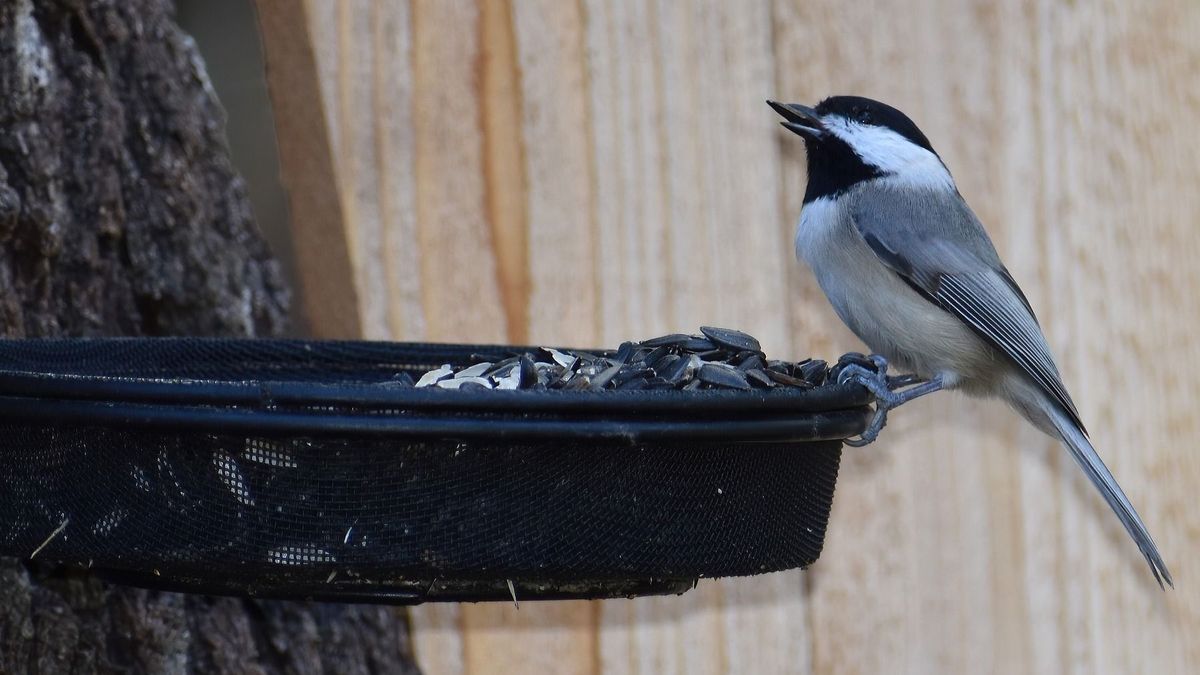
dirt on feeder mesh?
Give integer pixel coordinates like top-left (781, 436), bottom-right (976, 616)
top-left (407, 326), bottom-right (871, 392)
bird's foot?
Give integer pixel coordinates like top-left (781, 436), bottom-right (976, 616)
top-left (838, 355), bottom-right (943, 447)
top-left (886, 373), bottom-right (926, 389)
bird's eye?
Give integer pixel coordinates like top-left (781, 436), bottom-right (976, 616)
top-left (855, 108), bottom-right (873, 124)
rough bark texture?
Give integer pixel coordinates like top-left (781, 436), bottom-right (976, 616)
top-left (0, 1), bottom-right (420, 672)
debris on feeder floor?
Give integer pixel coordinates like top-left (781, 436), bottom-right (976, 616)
top-left (507, 579), bottom-right (519, 609)
top-left (30, 518), bottom-right (69, 559)
top-left (409, 327), bottom-right (839, 392)
top-left (415, 364), bottom-right (453, 387)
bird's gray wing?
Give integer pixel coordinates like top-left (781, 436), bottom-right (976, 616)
top-left (847, 187), bottom-right (1085, 432)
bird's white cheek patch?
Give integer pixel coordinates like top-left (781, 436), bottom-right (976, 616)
top-left (823, 118), bottom-right (955, 191)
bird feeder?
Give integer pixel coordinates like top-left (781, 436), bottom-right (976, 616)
top-left (0, 336), bottom-right (870, 603)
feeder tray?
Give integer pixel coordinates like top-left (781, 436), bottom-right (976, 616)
top-left (0, 338), bottom-right (870, 603)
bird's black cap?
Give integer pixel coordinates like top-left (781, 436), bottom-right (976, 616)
top-left (813, 95), bottom-right (937, 155)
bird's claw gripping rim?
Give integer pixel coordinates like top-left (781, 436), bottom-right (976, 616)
top-left (837, 355), bottom-right (945, 447)
top-left (837, 355), bottom-right (895, 447)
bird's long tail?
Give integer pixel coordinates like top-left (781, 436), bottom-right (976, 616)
top-left (1045, 402), bottom-right (1173, 588)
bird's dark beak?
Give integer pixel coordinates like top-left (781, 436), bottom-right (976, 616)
top-left (767, 100), bottom-right (825, 139)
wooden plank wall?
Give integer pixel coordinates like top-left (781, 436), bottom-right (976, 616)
top-left (257, 1), bottom-right (1200, 672)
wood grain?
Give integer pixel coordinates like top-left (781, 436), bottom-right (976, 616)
top-left (257, 0), bottom-right (360, 337)
top-left (261, 0), bottom-right (1200, 673)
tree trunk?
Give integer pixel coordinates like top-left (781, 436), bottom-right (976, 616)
top-left (0, 1), bottom-right (420, 672)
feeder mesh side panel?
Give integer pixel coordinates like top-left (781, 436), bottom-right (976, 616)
top-left (0, 425), bottom-right (840, 583)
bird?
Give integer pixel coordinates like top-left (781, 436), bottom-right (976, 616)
top-left (767, 95), bottom-right (1172, 588)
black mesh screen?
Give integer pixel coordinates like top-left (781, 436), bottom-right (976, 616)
top-left (0, 338), bottom-right (863, 603)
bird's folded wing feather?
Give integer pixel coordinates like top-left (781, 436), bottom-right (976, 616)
top-left (847, 188), bottom-right (1085, 432)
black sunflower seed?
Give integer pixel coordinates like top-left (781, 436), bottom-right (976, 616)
top-left (518, 355), bottom-right (538, 387)
top-left (640, 333), bottom-right (692, 348)
top-left (681, 337), bottom-right (718, 352)
top-left (590, 360), bottom-right (625, 390)
top-left (614, 341), bottom-right (637, 365)
top-left (746, 369), bottom-right (776, 388)
top-left (764, 368), bottom-right (810, 388)
top-left (483, 356), bottom-right (519, 378)
top-left (642, 346), bottom-right (671, 370)
top-left (735, 353), bottom-right (765, 372)
top-left (563, 374), bottom-right (592, 390)
top-left (827, 353), bottom-right (874, 383)
top-left (616, 375), bottom-right (650, 390)
top-left (612, 366), bottom-right (653, 387)
top-left (654, 353), bottom-right (680, 376)
top-left (798, 359), bottom-right (828, 385)
top-left (697, 363), bottom-right (752, 390)
top-left (660, 354), bottom-right (698, 384)
top-left (699, 326), bottom-right (762, 354)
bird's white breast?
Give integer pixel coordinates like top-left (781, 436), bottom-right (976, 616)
top-left (795, 194), bottom-right (991, 385)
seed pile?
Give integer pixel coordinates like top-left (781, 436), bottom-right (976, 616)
top-left (403, 327), bottom-right (872, 393)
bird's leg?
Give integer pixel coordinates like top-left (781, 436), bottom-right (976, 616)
top-left (837, 355), bottom-right (944, 446)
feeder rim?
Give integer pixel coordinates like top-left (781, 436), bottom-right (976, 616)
top-left (0, 393), bottom-right (869, 442)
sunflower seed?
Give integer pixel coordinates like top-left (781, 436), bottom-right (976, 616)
top-left (661, 354), bottom-right (701, 384)
top-left (518, 355), bottom-right (538, 387)
top-left (827, 353), bottom-right (874, 383)
top-left (612, 366), bottom-right (653, 387)
top-left (735, 353), bottom-right (765, 372)
top-left (798, 359), bottom-right (828, 385)
top-left (590, 360), bottom-right (625, 390)
top-left (681, 337), bottom-right (717, 352)
top-left (616, 375), bottom-right (649, 390)
top-left (415, 364), bottom-right (454, 387)
top-left (764, 368), bottom-right (810, 388)
top-left (553, 373), bottom-right (575, 389)
top-left (642, 346), bottom-right (671, 370)
top-left (455, 362), bottom-right (493, 379)
top-left (700, 326), bottom-right (762, 354)
top-left (614, 341), bottom-right (636, 365)
top-left (544, 348), bottom-right (578, 370)
top-left (653, 353), bottom-right (680, 377)
top-left (697, 363), bottom-right (752, 390)
top-left (493, 365), bottom-right (521, 390)
top-left (386, 372), bottom-right (416, 387)
top-left (640, 333), bottom-right (692, 348)
top-left (436, 376), bottom-right (492, 390)
top-left (746, 369), bottom-right (776, 388)
top-left (483, 356), bottom-right (520, 377)
top-left (562, 374), bottom-right (592, 390)
top-left (571, 353), bottom-right (600, 374)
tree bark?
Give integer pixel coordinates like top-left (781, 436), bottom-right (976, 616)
top-left (0, 1), bottom-right (420, 672)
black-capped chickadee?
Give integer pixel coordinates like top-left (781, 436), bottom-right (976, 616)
top-left (768, 96), bottom-right (1172, 588)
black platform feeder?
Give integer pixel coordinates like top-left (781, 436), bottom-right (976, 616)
top-left (0, 337), bottom-right (871, 603)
